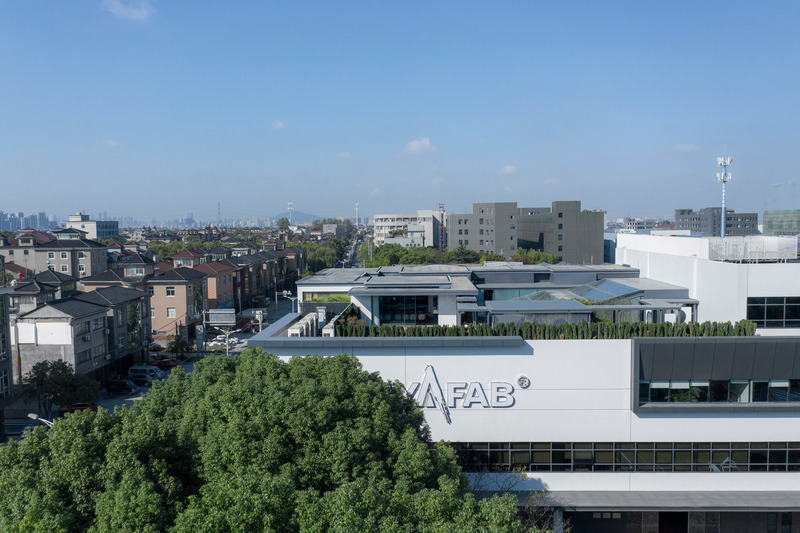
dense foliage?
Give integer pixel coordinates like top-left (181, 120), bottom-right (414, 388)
top-left (292, 237), bottom-right (347, 273)
top-left (357, 243), bottom-right (560, 268)
top-left (20, 361), bottom-right (99, 418)
top-left (335, 318), bottom-right (759, 339)
top-left (0, 350), bottom-right (526, 532)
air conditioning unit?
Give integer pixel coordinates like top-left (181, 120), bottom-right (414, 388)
top-left (82, 334), bottom-right (91, 341)
top-left (104, 354), bottom-right (111, 360)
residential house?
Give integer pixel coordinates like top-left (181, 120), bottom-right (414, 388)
top-left (0, 259), bottom-right (14, 439)
top-left (147, 267), bottom-right (207, 342)
top-left (172, 249), bottom-right (207, 268)
top-left (193, 262), bottom-right (236, 309)
top-left (73, 287), bottom-right (151, 372)
top-left (13, 299), bottom-right (111, 383)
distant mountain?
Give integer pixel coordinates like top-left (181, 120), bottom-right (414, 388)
top-left (271, 210), bottom-right (324, 226)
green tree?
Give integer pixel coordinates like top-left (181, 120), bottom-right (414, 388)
top-left (20, 360), bottom-right (100, 418)
top-left (277, 217), bottom-right (290, 230)
top-left (0, 350), bottom-right (529, 532)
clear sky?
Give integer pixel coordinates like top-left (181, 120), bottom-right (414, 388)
top-left (2, 1), bottom-right (798, 222)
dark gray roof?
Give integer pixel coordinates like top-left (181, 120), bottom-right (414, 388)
top-left (207, 246), bottom-right (231, 254)
top-left (37, 238), bottom-right (106, 249)
top-left (18, 298), bottom-right (108, 319)
top-left (148, 267), bottom-right (206, 283)
top-left (33, 270), bottom-right (78, 285)
top-left (12, 280), bottom-right (55, 295)
top-left (118, 253), bottom-right (154, 265)
top-left (80, 269), bottom-right (131, 284)
top-left (74, 286), bottom-right (149, 306)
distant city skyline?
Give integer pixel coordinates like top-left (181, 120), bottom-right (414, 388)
top-left (2, 2), bottom-right (799, 220)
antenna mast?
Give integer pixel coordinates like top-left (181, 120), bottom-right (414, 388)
top-left (717, 156), bottom-right (732, 239)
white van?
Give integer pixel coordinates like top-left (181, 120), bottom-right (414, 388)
top-left (128, 365), bottom-right (165, 381)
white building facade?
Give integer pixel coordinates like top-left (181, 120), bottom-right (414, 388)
top-left (250, 334), bottom-right (800, 532)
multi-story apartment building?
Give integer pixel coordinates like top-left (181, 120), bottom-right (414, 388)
top-left (147, 267), bottom-right (207, 341)
top-left (193, 262), bottom-right (236, 309)
top-left (448, 201), bottom-right (604, 264)
top-left (74, 287), bottom-right (151, 371)
top-left (64, 212), bottom-right (119, 240)
top-left (674, 207), bottom-right (759, 236)
top-left (373, 210), bottom-right (445, 248)
top-left (13, 299), bottom-right (111, 383)
top-left (0, 258), bottom-right (14, 440)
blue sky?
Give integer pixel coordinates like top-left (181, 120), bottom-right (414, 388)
top-left (2, 1), bottom-right (798, 222)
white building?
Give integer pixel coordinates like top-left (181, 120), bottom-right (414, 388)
top-left (616, 234), bottom-right (800, 334)
top-left (373, 209), bottom-right (445, 248)
top-left (250, 332), bottom-right (800, 532)
top-left (65, 213), bottom-right (119, 241)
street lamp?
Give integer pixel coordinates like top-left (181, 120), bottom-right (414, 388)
top-left (283, 290), bottom-right (297, 314)
top-left (27, 413), bottom-right (54, 428)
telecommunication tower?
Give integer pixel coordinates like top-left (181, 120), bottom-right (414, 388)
top-left (287, 202), bottom-right (294, 225)
top-left (355, 202), bottom-right (359, 229)
top-left (717, 156), bottom-right (732, 239)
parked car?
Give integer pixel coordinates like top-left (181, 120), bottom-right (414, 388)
top-left (149, 343), bottom-right (164, 353)
top-left (58, 402), bottom-right (99, 416)
top-left (153, 359), bottom-right (180, 371)
top-left (128, 365), bottom-right (165, 381)
top-left (107, 379), bottom-right (139, 396)
top-left (128, 375), bottom-right (153, 388)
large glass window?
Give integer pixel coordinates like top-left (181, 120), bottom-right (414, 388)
top-left (378, 295), bottom-right (434, 325)
top-left (748, 297), bottom-right (800, 328)
top-left (448, 441), bottom-right (800, 473)
top-left (641, 379), bottom-right (799, 404)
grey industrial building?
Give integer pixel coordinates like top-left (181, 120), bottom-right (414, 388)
top-left (674, 208), bottom-right (759, 236)
top-left (447, 201), bottom-right (604, 264)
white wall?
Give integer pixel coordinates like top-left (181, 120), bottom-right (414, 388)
top-left (617, 235), bottom-right (800, 323)
top-left (438, 294), bottom-right (458, 326)
top-left (268, 339), bottom-right (800, 443)
top-left (16, 321), bottom-right (73, 345)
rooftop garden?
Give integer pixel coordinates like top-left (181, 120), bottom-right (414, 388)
top-left (335, 306), bottom-right (757, 339)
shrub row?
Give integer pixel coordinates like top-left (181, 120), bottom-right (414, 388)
top-left (334, 320), bottom-right (758, 339)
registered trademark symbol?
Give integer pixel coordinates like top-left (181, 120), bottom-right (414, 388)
top-left (517, 376), bottom-right (530, 389)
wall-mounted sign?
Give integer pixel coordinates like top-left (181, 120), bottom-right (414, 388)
top-left (406, 365), bottom-right (516, 424)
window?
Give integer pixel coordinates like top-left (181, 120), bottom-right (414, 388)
top-left (60, 252), bottom-right (68, 259)
top-left (558, 234), bottom-right (563, 241)
top-left (6, 250), bottom-right (11, 256)
top-left (78, 251), bottom-right (85, 259)
top-left (78, 265), bottom-right (85, 274)
top-left (0, 369), bottom-right (9, 399)
top-left (75, 321), bottom-right (90, 335)
top-left (558, 212), bottom-right (563, 218)
top-left (464, 229), bottom-right (469, 235)
top-left (151, 308), bottom-right (155, 318)
top-left (479, 229), bottom-right (484, 235)
top-left (558, 223), bottom-right (563, 230)
top-left (47, 252), bottom-right (55, 259)
top-left (148, 287), bottom-right (154, 296)
top-left (458, 230), bottom-right (463, 235)
top-left (48, 265), bottom-right (55, 271)
top-left (60, 265), bottom-right (69, 272)
top-left (166, 287), bottom-right (175, 297)
top-left (167, 308), bottom-right (176, 318)
top-left (558, 245), bottom-right (563, 252)
top-left (479, 218), bottom-right (484, 224)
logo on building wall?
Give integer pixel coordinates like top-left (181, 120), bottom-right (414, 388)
top-left (406, 365), bottom-right (516, 424)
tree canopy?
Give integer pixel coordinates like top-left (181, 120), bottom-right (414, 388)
top-left (20, 360), bottom-right (100, 418)
top-left (0, 349), bottom-right (526, 532)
